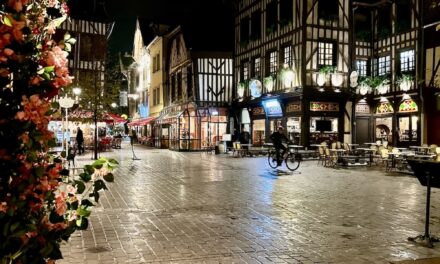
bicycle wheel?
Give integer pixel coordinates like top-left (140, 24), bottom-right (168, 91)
top-left (268, 151), bottom-right (278, 168)
top-left (285, 153), bottom-right (300, 171)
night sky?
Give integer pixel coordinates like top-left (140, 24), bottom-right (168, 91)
top-left (69, 0), bottom-right (236, 54)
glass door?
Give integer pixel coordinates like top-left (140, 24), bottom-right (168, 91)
top-left (398, 115), bottom-right (418, 146)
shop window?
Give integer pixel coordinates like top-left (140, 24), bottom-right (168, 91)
top-left (318, 0), bottom-right (338, 22)
top-left (267, 50), bottom-right (278, 75)
top-left (283, 46), bottom-right (293, 67)
top-left (286, 117), bottom-right (301, 144)
top-left (252, 57), bottom-right (261, 78)
top-left (318, 41), bottom-right (336, 68)
top-left (280, 0), bottom-right (293, 27)
top-left (252, 119), bottom-right (265, 146)
top-left (378, 56), bottom-right (391, 76)
top-left (251, 10), bottom-right (261, 40)
top-left (376, 117), bottom-right (393, 142)
top-left (399, 50), bottom-right (415, 73)
top-left (396, 0), bottom-right (411, 33)
top-left (266, 1), bottom-right (277, 35)
top-left (356, 60), bottom-right (368, 77)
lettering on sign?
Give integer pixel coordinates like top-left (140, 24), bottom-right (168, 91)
top-left (355, 103), bottom-right (370, 114)
top-left (286, 102), bottom-right (301, 113)
top-left (310, 102), bottom-right (339, 112)
top-left (252, 107), bottom-right (265, 116)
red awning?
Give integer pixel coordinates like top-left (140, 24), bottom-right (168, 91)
top-left (104, 113), bottom-right (127, 123)
top-left (128, 117), bottom-right (156, 126)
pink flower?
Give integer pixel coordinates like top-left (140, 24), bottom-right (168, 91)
top-left (46, 22), bottom-right (56, 35)
top-left (55, 191), bottom-right (67, 216)
top-left (0, 202), bottom-right (7, 213)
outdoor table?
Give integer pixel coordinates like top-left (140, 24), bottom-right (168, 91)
top-left (330, 149), bottom-right (347, 165)
top-left (410, 146), bottom-right (430, 155)
top-left (357, 148), bottom-right (375, 164)
top-left (387, 152), bottom-right (402, 171)
top-left (414, 154), bottom-right (436, 160)
top-left (365, 142), bottom-right (381, 146)
top-left (288, 145), bottom-right (304, 153)
top-left (240, 144), bottom-right (253, 156)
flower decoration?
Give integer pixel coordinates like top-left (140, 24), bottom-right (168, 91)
top-left (0, 1), bottom-right (117, 263)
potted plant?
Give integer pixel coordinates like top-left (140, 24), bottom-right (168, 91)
top-left (264, 76), bottom-right (275, 93)
top-left (370, 76), bottom-right (390, 94)
top-left (397, 74), bottom-right (414, 92)
top-left (237, 81), bottom-right (247, 98)
top-left (358, 76), bottom-right (372, 95)
top-left (316, 65), bottom-right (335, 86)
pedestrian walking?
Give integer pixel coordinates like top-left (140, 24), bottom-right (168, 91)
top-left (76, 127), bottom-right (84, 154)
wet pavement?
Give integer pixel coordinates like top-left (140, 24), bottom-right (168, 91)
top-left (59, 143), bottom-right (440, 263)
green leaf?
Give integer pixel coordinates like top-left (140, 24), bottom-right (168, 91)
top-left (65, 42), bottom-right (71, 52)
top-left (44, 66), bottom-right (55, 73)
top-left (75, 181), bottom-right (85, 194)
top-left (76, 207), bottom-right (91, 217)
top-left (67, 38), bottom-right (77, 45)
top-left (79, 172), bottom-right (91, 182)
top-left (94, 191), bottom-right (100, 203)
top-left (81, 199), bottom-right (94, 207)
top-left (42, 72), bottom-right (51, 80)
top-left (2, 16), bottom-right (12, 27)
top-left (10, 222), bottom-right (20, 232)
top-left (108, 158), bottom-right (119, 165)
top-left (84, 165), bottom-right (94, 174)
top-left (94, 180), bottom-right (107, 193)
top-left (103, 173), bottom-right (114, 182)
top-left (77, 217), bottom-right (89, 230)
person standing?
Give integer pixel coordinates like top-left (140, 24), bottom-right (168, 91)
top-left (76, 127), bottom-right (84, 154)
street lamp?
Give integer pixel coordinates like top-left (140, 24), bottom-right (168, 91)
top-left (59, 95), bottom-right (75, 156)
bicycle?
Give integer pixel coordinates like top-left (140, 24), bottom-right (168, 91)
top-left (267, 145), bottom-right (301, 171)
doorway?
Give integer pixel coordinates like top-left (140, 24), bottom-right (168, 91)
top-left (397, 115), bottom-right (418, 146)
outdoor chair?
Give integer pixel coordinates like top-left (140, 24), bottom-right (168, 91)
top-left (232, 142), bottom-right (243, 157)
top-left (324, 147), bottom-right (337, 167)
top-left (376, 140), bottom-right (382, 146)
top-left (331, 142), bottom-right (337, 150)
top-left (429, 144), bottom-right (438, 154)
top-left (383, 141), bottom-right (389, 148)
top-left (343, 143), bottom-right (350, 154)
top-left (379, 148), bottom-right (390, 170)
top-left (317, 146), bottom-right (326, 166)
top-left (336, 141), bottom-right (342, 149)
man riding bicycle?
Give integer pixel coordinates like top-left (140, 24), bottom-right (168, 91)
top-left (270, 126), bottom-right (293, 166)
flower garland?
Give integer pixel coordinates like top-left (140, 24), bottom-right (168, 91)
top-left (0, 1), bottom-right (117, 263)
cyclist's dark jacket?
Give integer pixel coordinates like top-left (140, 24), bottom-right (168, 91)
top-left (270, 131), bottom-right (289, 147)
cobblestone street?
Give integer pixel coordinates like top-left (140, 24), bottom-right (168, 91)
top-left (59, 143), bottom-right (440, 264)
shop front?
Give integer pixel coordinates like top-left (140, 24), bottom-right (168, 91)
top-left (354, 99), bottom-right (372, 144)
top-left (374, 99), bottom-right (394, 144)
top-left (308, 101), bottom-right (341, 145)
top-left (250, 106), bottom-right (266, 146)
top-left (396, 97), bottom-right (419, 147)
top-left (156, 103), bottom-right (228, 151)
top-left (284, 101), bottom-right (302, 144)
top-left (127, 117), bottom-right (156, 146)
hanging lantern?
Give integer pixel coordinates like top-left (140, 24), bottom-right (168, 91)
top-left (331, 72), bottom-right (344, 87)
top-left (316, 73), bottom-right (326, 87)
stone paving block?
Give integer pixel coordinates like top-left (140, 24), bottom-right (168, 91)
top-left (58, 145), bottom-right (440, 263)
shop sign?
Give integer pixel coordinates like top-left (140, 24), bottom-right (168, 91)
top-left (355, 103), bottom-right (370, 114)
top-left (310, 102), bottom-right (339, 112)
top-left (286, 102), bottom-right (301, 113)
top-left (138, 104), bottom-right (149, 118)
top-left (375, 102), bottom-right (394, 114)
top-left (252, 107), bottom-right (265, 116)
top-left (399, 99), bottom-right (418, 113)
top-left (262, 99), bottom-right (283, 117)
top-left (119, 91), bottom-right (128, 107)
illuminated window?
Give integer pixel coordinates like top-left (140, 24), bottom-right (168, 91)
top-left (318, 42), bottom-right (335, 67)
top-left (356, 60), bottom-right (367, 76)
top-left (269, 51), bottom-right (278, 75)
top-left (400, 50), bottom-right (414, 72)
top-left (253, 57), bottom-right (261, 78)
top-left (378, 55), bottom-right (390, 76)
top-left (241, 61), bottom-right (249, 81)
top-left (283, 46), bottom-right (292, 67)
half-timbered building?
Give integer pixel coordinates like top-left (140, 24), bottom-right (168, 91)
top-left (155, 26), bottom-right (234, 151)
top-left (423, 2), bottom-right (440, 145)
top-left (235, 0), bottom-right (433, 147)
top-left (235, 0), bottom-right (352, 146)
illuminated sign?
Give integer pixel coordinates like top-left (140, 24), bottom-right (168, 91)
top-left (262, 99), bottom-right (283, 117)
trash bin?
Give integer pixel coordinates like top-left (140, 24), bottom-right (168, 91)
top-left (214, 145), bottom-right (220, 154)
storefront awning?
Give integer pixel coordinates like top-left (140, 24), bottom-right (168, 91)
top-left (158, 111), bottom-right (182, 124)
top-left (127, 117), bottom-right (156, 126)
